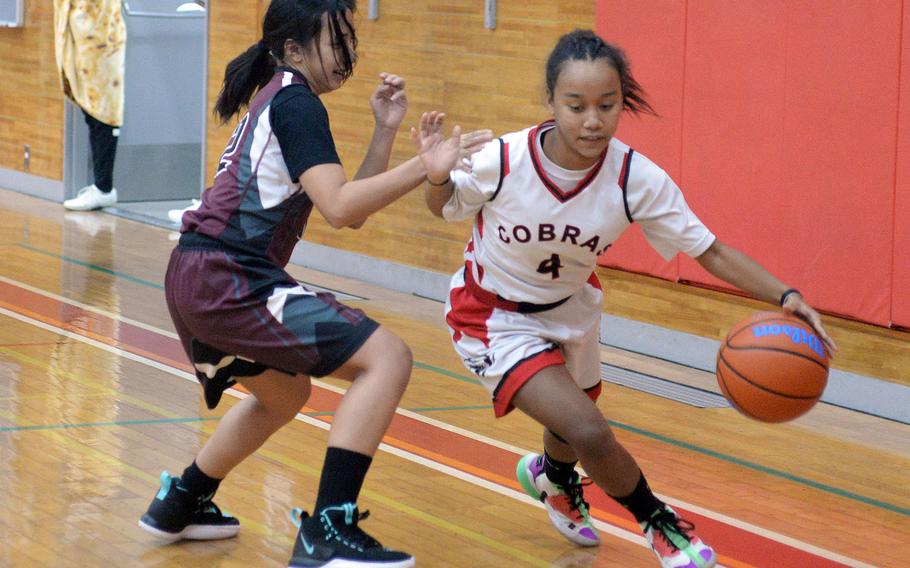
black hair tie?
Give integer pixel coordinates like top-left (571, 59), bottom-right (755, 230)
top-left (779, 288), bottom-right (801, 306)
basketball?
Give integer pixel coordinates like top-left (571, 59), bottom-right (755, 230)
top-left (716, 311), bottom-right (829, 422)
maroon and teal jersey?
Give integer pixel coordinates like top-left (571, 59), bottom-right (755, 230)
top-left (167, 68), bottom-right (375, 402)
top-left (183, 68), bottom-right (339, 267)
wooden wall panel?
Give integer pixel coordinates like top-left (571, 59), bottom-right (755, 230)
top-left (205, 0), bottom-right (596, 275)
top-left (204, 1), bottom-right (267, 184)
top-left (1, 0), bottom-right (592, 277)
top-left (0, 2), bottom-right (65, 180)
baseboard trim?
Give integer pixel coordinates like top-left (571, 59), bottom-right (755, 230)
top-left (0, 168), bottom-right (63, 202)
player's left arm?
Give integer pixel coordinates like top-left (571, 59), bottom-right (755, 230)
top-left (695, 240), bottom-right (837, 353)
top-left (629, 154), bottom-right (836, 354)
top-left (347, 73), bottom-right (410, 229)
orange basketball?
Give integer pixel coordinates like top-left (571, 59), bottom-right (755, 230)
top-left (716, 311), bottom-right (829, 423)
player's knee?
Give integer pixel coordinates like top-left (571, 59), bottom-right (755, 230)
top-left (279, 377), bottom-right (311, 419)
top-left (253, 375), bottom-right (311, 425)
top-left (564, 420), bottom-right (614, 456)
top-left (270, 402), bottom-right (302, 426)
top-left (364, 333), bottom-right (412, 395)
top-left (383, 333), bottom-right (413, 382)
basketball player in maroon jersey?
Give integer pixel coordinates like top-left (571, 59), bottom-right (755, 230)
top-left (137, 1), bottom-right (485, 567)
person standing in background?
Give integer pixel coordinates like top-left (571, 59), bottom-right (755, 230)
top-left (55, 0), bottom-right (125, 211)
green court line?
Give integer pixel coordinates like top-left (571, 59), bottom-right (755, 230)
top-left (12, 241), bottom-right (907, 517)
top-left (0, 413), bottom-right (328, 432)
top-left (17, 241), bottom-right (360, 299)
top-left (413, 360), bottom-right (910, 518)
top-left (414, 361), bottom-right (481, 384)
top-left (0, 405), bottom-right (492, 433)
top-left (409, 404), bottom-right (493, 412)
top-left (17, 242), bottom-right (164, 290)
top-left (609, 420), bottom-right (910, 516)
top-left (0, 416), bottom-right (220, 432)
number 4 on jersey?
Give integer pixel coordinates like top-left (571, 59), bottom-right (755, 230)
top-left (537, 254), bottom-right (563, 279)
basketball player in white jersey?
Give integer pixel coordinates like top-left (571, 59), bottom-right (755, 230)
top-left (425, 29), bottom-right (836, 568)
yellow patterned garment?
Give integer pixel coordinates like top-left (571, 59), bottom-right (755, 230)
top-left (54, 0), bottom-right (126, 127)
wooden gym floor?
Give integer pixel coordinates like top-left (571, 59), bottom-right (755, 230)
top-left (0, 188), bottom-right (907, 567)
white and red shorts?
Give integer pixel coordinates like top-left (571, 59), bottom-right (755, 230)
top-left (444, 268), bottom-right (604, 417)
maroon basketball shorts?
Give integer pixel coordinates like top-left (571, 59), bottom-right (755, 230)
top-left (165, 235), bottom-right (378, 408)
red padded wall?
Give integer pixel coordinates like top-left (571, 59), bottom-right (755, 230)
top-left (597, 1), bottom-right (901, 325)
top-left (595, 1), bottom-right (686, 281)
top-left (893, 9), bottom-right (910, 328)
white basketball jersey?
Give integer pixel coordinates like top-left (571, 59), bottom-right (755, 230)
top-left (445, 121), bottom-right (715, 304)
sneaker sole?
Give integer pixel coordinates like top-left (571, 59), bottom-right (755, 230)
top-left (516, 455), bottom-right (600, 548)
top-left (677, 548), bottom-right (718, 568)
top-left (543, 506), bottom-right (600, 547)
top-left (515, 454), bottom-right (542, 501)
top-left (137, 517), bottom-right (240, 542)
top-left (650, 550), bottom-right (717, 568)
top-left (288, 558), bottom-right (415, 568)
top-left (63, 204), bottom-right (108, 211)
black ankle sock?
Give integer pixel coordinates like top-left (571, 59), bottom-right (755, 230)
top-left (611, 472), bottom-right (665, 523)
top-left (314, 447), bottom-right (373, 513)
top-left (543, 451), bottom-right (578, 486)
top-left (178, 461), bottom-right (222, 502)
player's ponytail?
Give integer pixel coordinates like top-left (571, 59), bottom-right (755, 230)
top-left (213, 0), bottom-right (358, 123)
top-left (214, 41), bottom-right (275, 123)
top-left (545, 29), bottom-right (656, 117)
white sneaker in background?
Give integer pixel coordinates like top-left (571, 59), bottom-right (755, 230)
top-left (167, 199), bottom-right (201, 224)
top-left (63, 185), bottom-right (118, 211)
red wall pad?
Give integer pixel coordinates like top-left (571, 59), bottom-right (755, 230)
top-left (892, 10), bottom-right (910, 329)
top-left (598, 0), bottom-right (902, 325)
top-left (596, 0), bottom-right (686, 281)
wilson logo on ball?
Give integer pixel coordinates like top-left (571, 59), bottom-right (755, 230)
top-left (750, 324), bottom-right (825, 358)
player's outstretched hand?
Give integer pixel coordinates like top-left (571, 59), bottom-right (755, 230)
top-left (370, 72), bottom-right (408, 130)
top-left (783, 294), bottom-right (838, 356)
top-left (456, 129), bottom-right (495, 173)
top-left (411, 111), bottom-right (461, 185)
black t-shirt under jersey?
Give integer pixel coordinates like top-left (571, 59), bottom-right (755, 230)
top-left (183, 68), bottom-right (341, 267)
top-left (269, 73), bottom-right (341, 181)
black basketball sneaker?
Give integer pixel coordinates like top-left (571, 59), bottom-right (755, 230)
top-left (288, 503), bottom-right (414, 567)
top-left (138, 471), bottom-right (240, 541)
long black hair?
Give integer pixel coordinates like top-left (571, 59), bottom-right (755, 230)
top-left (214, 0), bottom-right (358, 122)
top-left (545, 29), bottom-right (656, 116)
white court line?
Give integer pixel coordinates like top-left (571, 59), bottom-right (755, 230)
top-left (0, 294), bottom-right (876, 568)
top-left (314, 380), bottom-right (875, 567)
top-left (232, 385), bottom-right (651, 551)
top-left (0, 274), bottom-right (180, 339)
